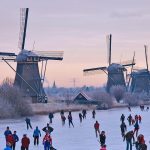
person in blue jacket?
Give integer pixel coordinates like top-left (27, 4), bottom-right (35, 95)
top-left (12, 131), bottom-right (19, 150)
top-left (4, 127), bottom-right (12, 138)
top-left (33, 126), bottom-right (41, 146)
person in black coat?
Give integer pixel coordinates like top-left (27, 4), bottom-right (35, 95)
top-left (42, 123), bottom-right (54, 133)
top-left (99, 131), bottom-right (106, 146)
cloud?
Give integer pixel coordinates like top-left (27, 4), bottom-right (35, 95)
top-left (110, 10), bottom-right (146, 19)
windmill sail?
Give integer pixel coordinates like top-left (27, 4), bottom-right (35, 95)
top-left (33, 50), bottom-right (64, 60)
top-left (0, 52), bottom-right (16, 61)
top-left (18, 8), bottom-right (29, 50)
top-left (106, 34), bottom-right (112, 65)
top-left (83, 67), bottom-right (107, 75)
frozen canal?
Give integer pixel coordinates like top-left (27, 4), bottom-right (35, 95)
top-left (0, 107), bottom-right (150, 150)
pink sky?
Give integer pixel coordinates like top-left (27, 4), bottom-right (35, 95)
top-left (0, 0), bottom-right (150, 87)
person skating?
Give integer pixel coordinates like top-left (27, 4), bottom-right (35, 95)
top-left (79, 113), bottom-right (83, 123)
top-left (134, 120), bottom-right (139, 137)
top-left (120, 122), bottom-right (127, 137)
top-left (68, 113), bottom-right (74, 127)
top-left (138, 115), bottom-right (142, 123)
top-left (99, 131), bottom-right (106, 146)
top-left (33, 126), bottom-right (41, 146)
top-left (94, 121), bottom-right (100, 137)
top-left (92, 110), bottom-right (96, 119)
top-left (128, 106), bottom-right (131, 111)
top-left (124, 130), bottom-right (135, 150)
top-left (25, 118), bottom-right (32, 130)
top-left (135, 134), bottom-right (147, 150)
top-left (82, 109), bottom-right (87, 119)
top-left (42, 123), bottom-right (54, 134)
top-left (4, 127), bottom-right (12, 138)
top-left (49, 112), bottom-right (54, 124)
top-left (6, 133), bottom-right (14, 149)
top-left (61, 115), bottom-right (66, 126)
top-left (146, 106), bottom-right (149, 111)
top-left (21, 134), bottom-right (30, 150)
top-left (12, 131), bottom-right (19, 150)
top-left (43, 131), bottom-right (52, 150)
top-left (127, 114), bottom-right (132, 126)
top-left (120, 114), bottom-right (125, 123)
top-left (60, 110), bottom-right (66, 126)
top-left (135, 115), bottom-right (138, 121)
top-left (100, 144), bottom-right (107, 150)
top-left (131, 118), bottom-right (135, 125)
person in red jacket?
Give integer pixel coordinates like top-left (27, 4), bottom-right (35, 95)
top-left (6, 133), bottom-right (15, 148)
top-left (21, 134), bottom-right (30, 150)
top-left (43, 132), bottom-right (52, 150)
top-left (138, 115), bottom-right (142, 123)
top-left (100, 144), bottom-right (107, 150)
top-left (94, 121), bottom-right (100, 137)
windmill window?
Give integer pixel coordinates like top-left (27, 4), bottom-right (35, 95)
top-left (34, 57), bottom-right (39, 61)
top-left (27, 57), bottom-right (32, 61)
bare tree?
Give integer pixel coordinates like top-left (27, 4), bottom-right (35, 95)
top-left (110, 85), bottom-right (126, 102)
top-left (0, 78), bottom-right (33, 118)
top-left (124, 92), bottom-right (143, 106)
top-left (91, 91), bottom-right (113, 108)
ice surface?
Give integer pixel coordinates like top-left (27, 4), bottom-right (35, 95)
top-left (0, 107), bottom-right (150, 150)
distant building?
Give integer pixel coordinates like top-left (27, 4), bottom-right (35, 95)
top-left (73, 92), bottom-right (94, 104)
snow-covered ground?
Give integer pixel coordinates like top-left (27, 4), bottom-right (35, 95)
top-left (0, 107), bottom-right (150, 150)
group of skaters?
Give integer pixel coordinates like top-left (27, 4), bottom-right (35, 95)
top-left (3, 105), bottom-right (150, 150)
top-left (4, 118), bottom-right (56, 150)
top-left (120, 109), bottom-right (148, 150)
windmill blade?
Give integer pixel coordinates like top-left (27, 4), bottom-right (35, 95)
top-left (33, 50), bottom-right (64, 60)
top-left (0, 52), bottom-right (16, 61)
top-left (83, 67), bottom-right (107, 75)
top-left (121, 59), bottom-right (136, 67)
top-left (18, 8), bottom-right (29, 50)
top-left (106, 34), bottom-right (112, 65)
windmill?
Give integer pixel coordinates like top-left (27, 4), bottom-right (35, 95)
top-left (83, 34), bottom-right (135, 92)
top-left (0, 8), bottom-right (63, 102)
top-left (130, 45), bottom-right (150, 94)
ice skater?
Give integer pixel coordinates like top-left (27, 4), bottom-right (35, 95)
top-left (12, 131), bottom-right (19, 150)
top-left (127, 114), bottom-right (132, 126)
top-left (120, 122), bottom-right (127, 137)
top-left (124, 131), bottom-right (135, 150)
top-left (42, 123), bottom-right (54, 134)
top-left (33, 126), bottom-right (41, 146)
top-left (79, 113), bottom-right (83, 123)
top-left (68, 113), bottom-right (74, 127)
top-left (25, 118), bottom-right (32, 130)
top-left (94, 121), bottom-right (100, 137)
top-left (21, 134), bottom-right (30, 150)
top-left (82, 109), bottom-right (87, 119)
top-left (49, 112), bottom-right (54, 124)
top-left (92, 110), bottom-right (96, 119)
top-left (99, 131), bottom-right (106, 146)
top-left (134, 120), bottom-right (139, 137)
top-left (120, 114), bottom-right (125, 123)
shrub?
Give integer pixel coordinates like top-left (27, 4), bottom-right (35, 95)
top-left (124, 92), bottom-right (143, 106)
top-left (0, 78), bottom-right (33, 118)
top-left (91, 91), bottom-right (113, 108)
top-left (110, 85), bottom-right (126, 102)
